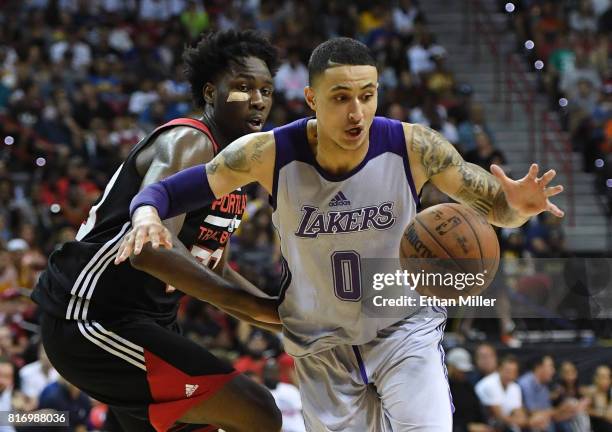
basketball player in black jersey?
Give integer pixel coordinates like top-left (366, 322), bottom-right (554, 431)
top-left (31, 30), bottom-right (282, 432)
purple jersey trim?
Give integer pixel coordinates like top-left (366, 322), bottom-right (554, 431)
top-left (270, 117), bottom-right (420, 209)
top-left (382, 117), bottom-right (421, 208)
top-left (352, 345), bottom-right (369, 384)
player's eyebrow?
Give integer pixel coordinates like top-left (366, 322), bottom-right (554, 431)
top-left (234, 73), bottom-right (273, 85)
top-left (330, 82), bottom-right (376, 91)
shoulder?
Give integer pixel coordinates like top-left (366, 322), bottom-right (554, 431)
top-left (18, 361), bottom-right (39, 377)
top-left (481, 372), bottom-right (501, 389)
top-left (154, 125), bottom-right (216, 160)
top-left (508, 382), bottom-right (522, 399)
top-left (39, 382), bottom-right (61, 400)
top-left (136, 124), bottom-right (216, 176)
top-left (517, 372), bottom-right (532, 387)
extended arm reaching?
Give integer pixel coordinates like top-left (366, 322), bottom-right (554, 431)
top-left (406, 124), bottom-right (564, 228)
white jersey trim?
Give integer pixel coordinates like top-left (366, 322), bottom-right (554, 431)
top-left (66, 222), bottom-right (131, 320)
top-left (204, 214), bottom-right (242, 229)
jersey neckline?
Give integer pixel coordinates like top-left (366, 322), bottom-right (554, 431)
top-left (298, 117), bottom-right (376, 182)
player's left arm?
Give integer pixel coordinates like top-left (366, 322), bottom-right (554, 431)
top-left (404, 123), bottom-right (565, 228)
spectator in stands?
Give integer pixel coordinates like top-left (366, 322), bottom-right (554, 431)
top-left (274, 48), bottom-right (309, 103)
top-left (464, 128), bottom-right (506, 170)
top-left (525, 212), bottom-right (566, 258)
top-left (446, 347), bottom-right (492, 432)
top-left (408, 30), bottom-right (445, 78)
top-left (38, 376), bottom-right (91, 432)
top-left (18, 344), bottom-right (59, 407)
top-left (5, 236), bottom-right (44, 290)
top-left (391, 0), bottom-right (420, 38)
top-left (469, 343), bottom-right (498, 386)
top-left (533, 1), bottom-right (565, 63)
top-left (551, 361), bottom-right (592, 432)
top-left (0, 358), bottom-right (16, 432)
top-left (457, 103), bottom-right (496, 154)
top-left (234, 329), bottom-right (274, 380)
top-left (180, 0), bottom-right (210, 40)
top-left (475, 355), bottom-right (527, 431)
top-left (519, 355), bottom-right (589, 432)
top-left (569, 0), bottom-right (599, 33)
top-left (584, 365), bottom-right (612, 431)
top-left (545, 32), bottom-right (576, 105)
top-left (263, 359), bottom-right (305, 432)
top-left (0, 244), bottom-right (18, 294)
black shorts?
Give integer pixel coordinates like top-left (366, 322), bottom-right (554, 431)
top-left (40, 312), bottom-right (239, 432)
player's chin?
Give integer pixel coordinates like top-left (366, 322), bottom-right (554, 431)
top-left (337, 134), bottom-right (367, 151)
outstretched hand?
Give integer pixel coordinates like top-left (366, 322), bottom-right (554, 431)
top-left (114, 206), bottom-right (173, 265)
top-left (490, 163), bottom-right (565, 218)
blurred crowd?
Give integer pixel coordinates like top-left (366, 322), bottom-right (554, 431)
top-left (508, 0), bottom-right (612, 213)
top-left (446, 343), bottom-right (612, 432)
top-left (0, 0), bottom-right (608, 431)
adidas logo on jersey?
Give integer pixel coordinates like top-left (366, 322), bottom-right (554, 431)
top-left (185, 384), bottom-right (199, 397)
top-left (329, 191), bottom-right (351, 207)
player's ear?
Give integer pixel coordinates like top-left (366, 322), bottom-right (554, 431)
top-left (203, 83), bottom-right (215, 106)
top-left (304, 86), bottom-right (316, 111)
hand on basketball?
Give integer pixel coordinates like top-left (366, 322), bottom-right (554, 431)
top-left (490, 163), bottom-right (565, 218)
top-left (114, 206), bottom-right (173, 265)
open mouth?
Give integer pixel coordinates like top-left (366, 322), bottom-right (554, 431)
top-left (247, 118), bottom-right (263, 129)
top-left (345, 126), bottom-right (363, 138)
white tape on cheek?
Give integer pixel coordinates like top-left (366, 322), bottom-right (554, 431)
top-left (227, 91), bottom-right (250, 102)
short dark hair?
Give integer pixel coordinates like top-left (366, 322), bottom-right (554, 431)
top-left (183, 30), bottom-right (279, 109)
top-left (531, 355), bottom-right (553, 370)
top-left (307, 37), bottom-right (376, 85)
top-left (499, 354), bottom-right (519, 367)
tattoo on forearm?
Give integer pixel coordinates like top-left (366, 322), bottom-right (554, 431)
top-left (412, 123), bottom-right (523, 225)
top-left (455, 163), bottom-right (498, 216)
top-left (457, 163), bottom-right (520, 225)
top-left (411, 125), bottom-right (463, 178)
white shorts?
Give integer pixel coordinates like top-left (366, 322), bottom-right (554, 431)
top-left (294, 310), bottom-right (453, 432)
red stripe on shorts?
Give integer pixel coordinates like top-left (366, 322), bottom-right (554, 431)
top-left (144, 349), bottom-right (239, 432)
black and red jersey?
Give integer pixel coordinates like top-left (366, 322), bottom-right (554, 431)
top-left (32, 118), bottom-right (246, 323)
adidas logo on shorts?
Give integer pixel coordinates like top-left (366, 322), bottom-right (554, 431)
top-left (185, 384), bottom-right (199, 397)
top-left (329, 191), bottom-right (351, 207)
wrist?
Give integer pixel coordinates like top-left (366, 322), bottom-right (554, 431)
top-left (132, 206), bottom-right (160, 223)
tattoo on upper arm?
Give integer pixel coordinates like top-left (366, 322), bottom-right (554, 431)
top-left (206, 162), bottom-right (219, 175)
top-left (223, 146), bottom-right (250, 172)
top-left (411, 125), bottom-right (463, 178)
top-left (250, 137), bottom-right (266, 162)
top-left (220, 135), bottom-right (269, 173)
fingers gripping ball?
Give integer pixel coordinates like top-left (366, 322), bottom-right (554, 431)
top-left (400, 203), bottom-right (500, 299)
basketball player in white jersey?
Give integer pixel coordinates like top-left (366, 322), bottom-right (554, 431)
top-left (116, 38), bottom-right (564, 431)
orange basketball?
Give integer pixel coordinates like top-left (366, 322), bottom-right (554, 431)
top-left (400, 203), bottom-right (500, 299)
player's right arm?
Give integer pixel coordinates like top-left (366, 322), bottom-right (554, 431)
top-left (115, 131), bottom-right (275, 260)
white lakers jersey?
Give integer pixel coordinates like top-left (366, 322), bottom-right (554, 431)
top-left (271, 116), bottom-right (426, 357)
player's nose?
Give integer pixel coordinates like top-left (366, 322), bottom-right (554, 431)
top-left (250, 89), bottom-right (266, 110)
top-left (347, 99), bottom-right (364, 123)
